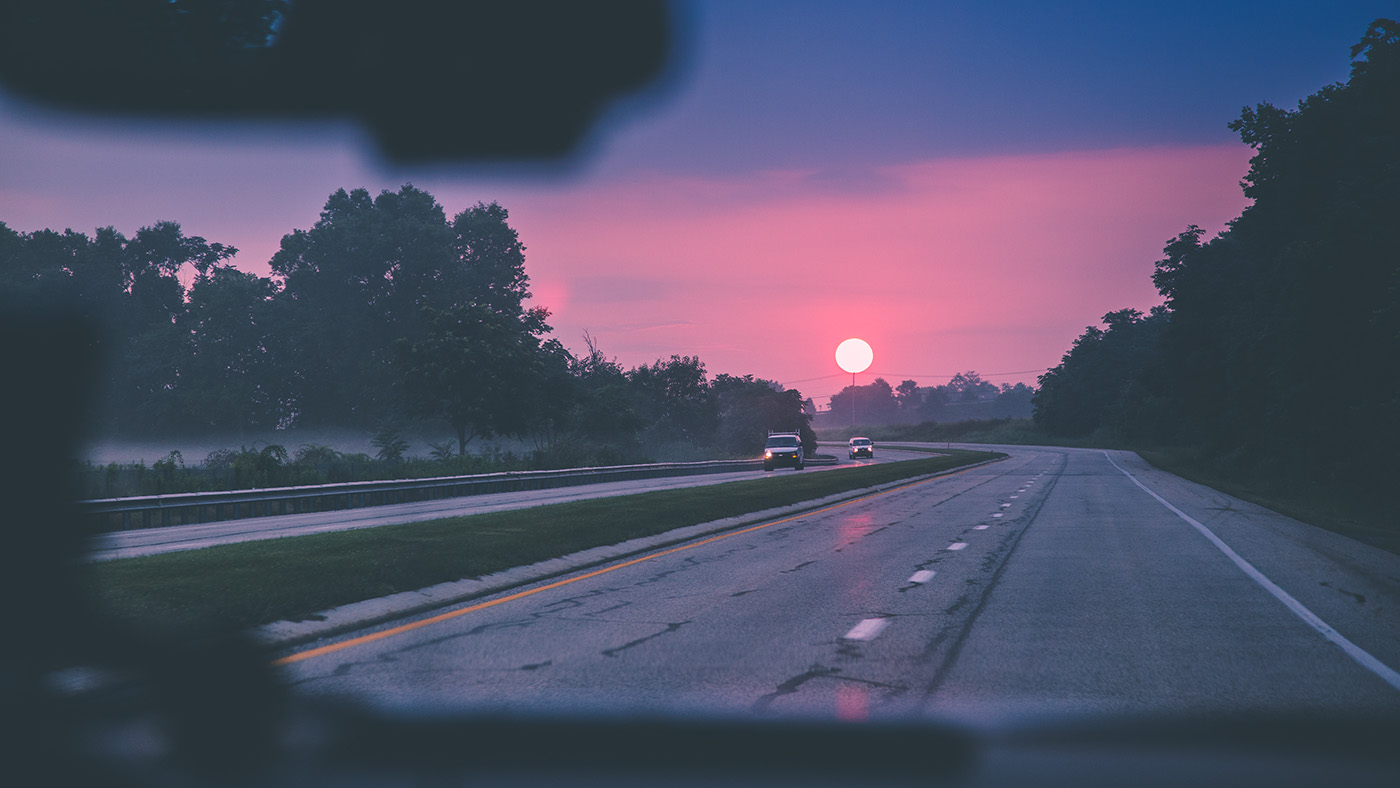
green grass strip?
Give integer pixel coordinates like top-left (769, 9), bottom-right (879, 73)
top-left (92, 450), bottom-right (1001, 630)
top-left (1136, 448), bottom-right (1398, 556)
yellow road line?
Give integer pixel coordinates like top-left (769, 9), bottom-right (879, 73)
top-left (274, 462), bottom-right (996, 665)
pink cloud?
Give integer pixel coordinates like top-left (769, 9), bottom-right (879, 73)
top-left (3, 125), bottom-right (1252, 409)
top-left (494, 144), bottom-right (1252, 402)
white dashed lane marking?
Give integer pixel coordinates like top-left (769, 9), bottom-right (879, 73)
top-left (843, 618), bottom-right (888, 641)
top-left (874, 462), bottom-right (1056, 641)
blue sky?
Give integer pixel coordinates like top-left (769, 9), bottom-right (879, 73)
top-left (595, 1), bottom-right (1389, 172)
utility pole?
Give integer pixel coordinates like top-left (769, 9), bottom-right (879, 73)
top-left (850, 372), bottom-right (856, 426)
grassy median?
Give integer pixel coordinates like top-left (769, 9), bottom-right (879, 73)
top-left (91, 450), bottom-right (1001, 630)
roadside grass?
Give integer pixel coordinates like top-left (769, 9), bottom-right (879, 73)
top-left (1136, 448), bottom-right (1397, 556)
top-left (92, 450), bottom-right (1002, 631)
top-left (858, 444), bottom-right (945, 455)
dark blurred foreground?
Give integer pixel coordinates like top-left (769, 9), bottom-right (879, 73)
top-left (5, 297), bottom-right (1398, 788)
top-left (4, 6), bottom-right (1400, 784)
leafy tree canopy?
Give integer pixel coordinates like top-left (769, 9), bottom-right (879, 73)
top-left (1035, 19), bottom-right (1399, 498)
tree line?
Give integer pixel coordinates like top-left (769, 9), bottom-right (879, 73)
top-left (1, 185), bottom-right (814, 462)
top-left (1032, 19), bottom-right (1399, 500)
top-left (820, 373), bottom-right (1033, 427)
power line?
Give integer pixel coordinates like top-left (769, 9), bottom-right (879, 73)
top-left (781, 368), bottom-right (1047, 389)
top-left (870, 369), bottom-right (1049, 379)
top-left (780, 373), bottom-right (849, 385)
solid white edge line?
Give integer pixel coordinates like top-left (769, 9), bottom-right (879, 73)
top-left (1102, 450), bottom-right (1400, 691)
top-left (843, 618), bottom-right (888, 641)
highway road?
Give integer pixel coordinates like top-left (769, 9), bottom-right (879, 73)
top-left (279, 444), bottom-right (1400, 723)
top-left (90, 445), bottom-right (929, 561)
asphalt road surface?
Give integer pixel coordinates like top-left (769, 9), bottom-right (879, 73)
top-left (278, 445), bottom-right (1400, 722)
top-left (90, 446), bottom-right (927, 561)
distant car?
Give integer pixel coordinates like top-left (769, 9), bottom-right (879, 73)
top-left (763, 432), bottom-right (805, 471)
top-left (848, 437), bottom-right (874, 459)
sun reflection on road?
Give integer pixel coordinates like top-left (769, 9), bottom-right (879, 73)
top-left (837, 512), bottom-right (878, 548)
top-left (835, 683), bottom-right (869, 721)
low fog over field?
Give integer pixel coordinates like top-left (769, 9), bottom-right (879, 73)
top-left (80, 428), bottom-right (535, 467)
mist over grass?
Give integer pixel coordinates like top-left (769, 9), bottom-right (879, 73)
top-left (77, 423), bottom-right (778, 499)
top-left (82, 427), bottom-right (395, 466)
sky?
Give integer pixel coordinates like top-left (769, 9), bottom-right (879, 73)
top-left (1, 1), bottom-right (1393, 408)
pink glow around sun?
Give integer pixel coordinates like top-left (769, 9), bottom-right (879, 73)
top-left (484, 143), bottom-right (1251, 401)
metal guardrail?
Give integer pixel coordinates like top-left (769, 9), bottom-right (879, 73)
top-left (83, 459), bottom-right (768, 532)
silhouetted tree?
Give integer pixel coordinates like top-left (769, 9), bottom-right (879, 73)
top-left (627, 355), bottom-right (718, 442)
top-left (1033, 308), bottom-right (1168, 438)
top-left (917, 384), bottom-right (950, 422)
top-left (947, 371), bottom-right (998, 402)
top-left (1152, 18), bottom-right (1399, 486)
top-left (829, 377), bottom-right (899, 424)
top-left (397, 303), bottom-right (561, 455)
top-left (566, 333), bottom-right (646, 444)
top-left (895, 379), bottom-right (922, 413)
top-left (1035, 19), bottom-right (1399, 498)
top-left (712, 374), bottom-right (815, 456)
top-left (182, 265), bottom-right (292, 434)
top-left (270, 185), bottom-right (456, 425)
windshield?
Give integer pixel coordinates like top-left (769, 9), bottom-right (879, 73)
top-left (5, 1), bottom-right (1398, 773)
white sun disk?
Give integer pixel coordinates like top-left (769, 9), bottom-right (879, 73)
top-left (835, 338), bottom-right (873, 374)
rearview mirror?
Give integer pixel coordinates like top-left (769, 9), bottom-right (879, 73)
top-left (0, 0), bottom-right (674, 162)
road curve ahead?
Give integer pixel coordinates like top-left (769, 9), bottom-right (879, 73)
top-left (279, 445), bottom-right (1400, 722)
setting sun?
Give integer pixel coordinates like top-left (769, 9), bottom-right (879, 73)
top-left (835, 338), bottom-right (873, 374)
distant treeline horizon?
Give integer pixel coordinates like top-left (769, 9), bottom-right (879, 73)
top-left (2, 187), bottom-right (831, 463)
top-left (3, 180), bottom-right (1034, 469)
top-left (815, 373), bottom-right (1033, 428)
